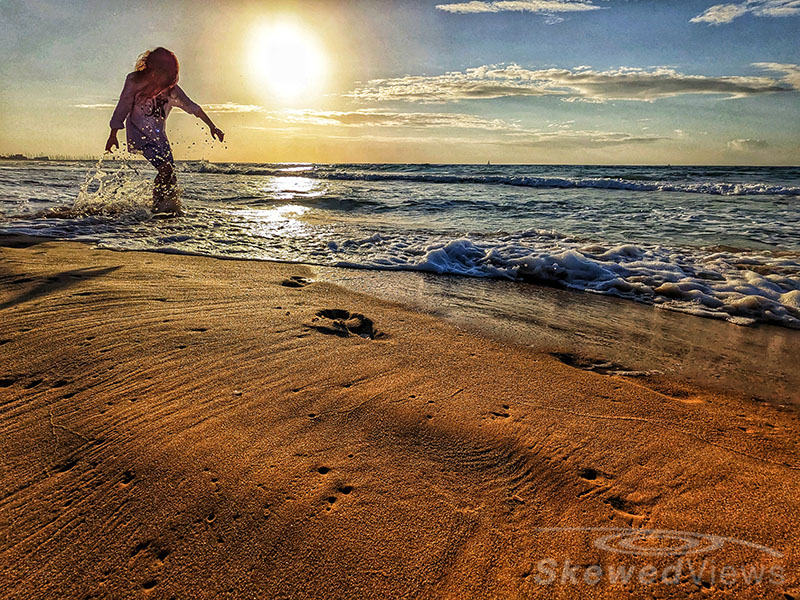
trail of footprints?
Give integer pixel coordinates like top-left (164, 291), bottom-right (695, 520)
top-left (315, 465), bottom-right (354, 511)
top-left (129, 539), bottom-right (171, 592)
top-left (0, 375), bottom-right (72, 390)
top-left (7, 271), bottom-right (681, 591)
top-left (279, 274), bottom-right (386, 340)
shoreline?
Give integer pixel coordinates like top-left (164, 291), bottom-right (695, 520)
top-left (1, 235), bottom-right (798, 598)
top-left (5, 233), bottom-right (798, 406)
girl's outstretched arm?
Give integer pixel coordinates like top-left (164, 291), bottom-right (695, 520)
top-left (196, 108), bottom-right (225, 142)
top-left (171, 85), bottom-right (224, 142)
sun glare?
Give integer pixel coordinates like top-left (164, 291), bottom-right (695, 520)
top-left (249, 20), bottom-right (327, 102)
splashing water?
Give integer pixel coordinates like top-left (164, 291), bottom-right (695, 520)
top-left (69, 157), bottom-right (156, 219)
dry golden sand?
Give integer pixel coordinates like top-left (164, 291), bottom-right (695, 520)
top-left (1, 236), bottom-right (798, 599)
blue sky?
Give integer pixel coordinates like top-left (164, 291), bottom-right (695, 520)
top-left (1, 0), bottom-right (798, 163)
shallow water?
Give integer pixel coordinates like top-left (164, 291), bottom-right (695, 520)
top-left (318, 266), bottom-right (800, 406)
top-left (1, 159), bottom-right (799, 329)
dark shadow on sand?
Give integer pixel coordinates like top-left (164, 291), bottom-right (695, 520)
top-left (0, 266), bottom-right (121, 309)
top-left (0, 234), bottom-right (58, 249)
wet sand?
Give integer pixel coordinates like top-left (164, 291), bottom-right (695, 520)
top-left (317, 267), bottom-right (800, 406)
top-left (1, 235), bottom-right (798, 599)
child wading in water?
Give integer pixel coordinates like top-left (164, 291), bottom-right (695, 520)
top-left (106, 47), bottom-right (224, 215)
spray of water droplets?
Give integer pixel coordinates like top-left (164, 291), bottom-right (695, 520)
top-left (70, 156), bottom-right (157, 219)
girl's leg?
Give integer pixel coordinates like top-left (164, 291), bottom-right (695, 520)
top-left (143, 143), bottom-right (181, 215)
top-left (153, 163), bottom-right (182, 214)
top-left (151, 164), bottom-right (168, 210)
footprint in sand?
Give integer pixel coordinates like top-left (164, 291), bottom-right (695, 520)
top-left (552, 352), bottom-right (710, 405)
top-left (324, 484), bottom-right (354, 511)
top-left (576, 467), bottom-right (614, 499)
top-left (140, 579), bottom-right (158, 591)
top-left (577, 467), bottom-right (601, 481)
top-left (576, 476), bottom-right (654, 527)
top-left (489, 404), bottom-right (512, 419)
top-left (602, 494), bottom-right (646, 524)
top-left (281, 275), bottom-right (312, 288)
top-left (130, 539), bottom-right (170, 592)
top-left (54, 457), bottom-right (79, 473)
top-left (550, 352), bottom-right (650, 377)
top-left (120, 470), bottom-right (135, 486)
top-left (310, 309), bottom-right (385, 339)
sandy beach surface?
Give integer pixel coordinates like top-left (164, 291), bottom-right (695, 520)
top-left (1, 235), bottom-right (798, 599)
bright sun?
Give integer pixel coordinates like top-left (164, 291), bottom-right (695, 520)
top-left (249, 20), bottom-right (327, 102)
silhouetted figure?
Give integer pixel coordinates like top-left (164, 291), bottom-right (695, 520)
top-left (106, 47), bottom-right (224, 215)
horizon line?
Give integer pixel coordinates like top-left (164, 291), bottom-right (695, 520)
top-left (1, 155), bottom-right (798, 168)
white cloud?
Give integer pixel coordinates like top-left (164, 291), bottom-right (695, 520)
top-left (691, 1), bottom-right (800, 25)
top-left (757, 0), bottom-right (800, 15)
top-left (73, 102), bottom-right (265, 113)
top-left (73, 103), bottom-right (115, 109)
top-left (204, 103), bottom-right (265, 113)
top-left (266, 109), bottom-right (518, 130)
top-left (690, 3), bottom-right (748, 23)
top-left (499, 129), bottom-right (668, 147)
top-left (752, 62), bottom-right (800, 88)
top-left (435, 0), bottom-right (608, 22)
top-left (70, 98), bottom-right (667, 149)
top-left (727, 138), bottom-right (769, 150)
top-left (254, 109), bottom-right (666, 148)
top-left (345, 63), bottom-right (799, 104)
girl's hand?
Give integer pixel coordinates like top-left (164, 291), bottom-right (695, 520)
top-left (105, 134), bottom-right (119, 153)
top-left (210, 126), bottom-right (225, 142)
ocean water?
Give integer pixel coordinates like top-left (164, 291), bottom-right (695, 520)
top-left (2, 159), bottom-right (799, 329)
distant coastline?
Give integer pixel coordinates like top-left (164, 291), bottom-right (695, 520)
top-left (0, 153), bottom-right (102, 161)
top-left (0, 153), bottom-right (49, 161)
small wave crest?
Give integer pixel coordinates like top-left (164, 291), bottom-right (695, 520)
top-left (182, 161), bottom-right (800, 197)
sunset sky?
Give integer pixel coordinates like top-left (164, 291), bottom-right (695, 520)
top-left (1, 0), bottom-right (798, 164)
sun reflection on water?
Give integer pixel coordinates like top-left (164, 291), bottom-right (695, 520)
top-left (231, 203), bottom-right (316, 245)
top-left (262, 176), bottom-right (325, 201)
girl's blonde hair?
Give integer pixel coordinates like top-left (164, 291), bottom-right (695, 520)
top-left (133, 47), bottom-right (179, 104)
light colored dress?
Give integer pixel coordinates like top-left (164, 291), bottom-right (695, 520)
top-left (109, 72), bottom-right (201, 154)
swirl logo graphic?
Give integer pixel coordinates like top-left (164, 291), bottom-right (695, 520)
top-left (535, 527), bottom-right (782, 558)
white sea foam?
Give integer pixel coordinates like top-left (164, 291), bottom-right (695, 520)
top-left (331, 232), bottom-right (800, 328)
